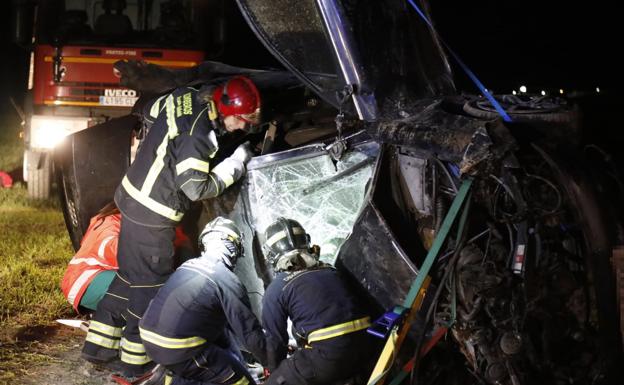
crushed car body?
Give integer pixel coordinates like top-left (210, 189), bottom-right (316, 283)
top-left (57, 0), bottom-right (624, 383)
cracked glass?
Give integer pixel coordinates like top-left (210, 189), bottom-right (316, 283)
top-left (246, 141), bottom-right (379, 264)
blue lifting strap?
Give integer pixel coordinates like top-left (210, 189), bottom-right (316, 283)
top-left (406, 0), bottom-right (512, 123)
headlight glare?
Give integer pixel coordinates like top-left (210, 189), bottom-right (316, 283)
top-left (30, 116), bottom-right (91, 149)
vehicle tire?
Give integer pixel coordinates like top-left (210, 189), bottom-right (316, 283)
top-left (57, 164), bottom-right (83, 250)
top-left (462, 93), bottom-right (578, 123)
top-left (55, 115), bottom-right (137, 251)
top-left (25, 149), bottom-right (52, 200)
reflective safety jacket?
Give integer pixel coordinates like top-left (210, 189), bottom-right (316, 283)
top-left (115, 87), bottom-right (245, 227)
top-left (139, 255), bottom-right (267, 366)
top-left (61, 214), bottom-right (120, 311)
top-left (262, 266), bottom-right (371, 370)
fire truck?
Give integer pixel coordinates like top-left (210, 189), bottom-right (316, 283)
top-left (12, 0), bottom-right (222, 199)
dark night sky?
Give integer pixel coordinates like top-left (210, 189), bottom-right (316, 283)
top-left (430, 1), bottom-right (620, 93)
top-left (1, 4), bottom-right (30, 119)
top-left (0, 1), bottom-right (620, 117)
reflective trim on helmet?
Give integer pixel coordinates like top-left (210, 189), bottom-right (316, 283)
top-left (176, 157), bottom-right (210, 175)
top-left (264, 227), bottom-right (306, 248)
top-left (122, 177), bottom-right (183, 222)
top-left (139, 327), bottom-right (207, 349)
top-left (199, 218), bottom-right (242, 253)
top-left (209, 225), bottom-right (240, 240)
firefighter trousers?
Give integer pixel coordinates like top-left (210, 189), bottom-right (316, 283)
top-left (82, 274), bottom-right (128, 363)
top-left (265, 332), bottom-right (370, 385)
top-left (84, 216), bottom-right (176, 376)
top-left (165, 343), bottom-right (256, 385)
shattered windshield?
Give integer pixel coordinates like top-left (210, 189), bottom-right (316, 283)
top-left (202, 136), bottom-right (380, 313)
top-left (246, 140), bottom-right (379, 264)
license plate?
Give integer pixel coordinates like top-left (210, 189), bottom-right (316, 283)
top-left (99, 96), bottom-right (138, 107)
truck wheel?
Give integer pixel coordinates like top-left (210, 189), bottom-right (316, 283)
top-left (54, 115), bottom-right (137, 251)
top-left (25, 149), bottom-right (52, 200)
top-left (57, 165), bottom-right (82, 250)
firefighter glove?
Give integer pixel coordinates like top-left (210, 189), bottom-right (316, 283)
top-left (231, 141), bottom-right (253, 165)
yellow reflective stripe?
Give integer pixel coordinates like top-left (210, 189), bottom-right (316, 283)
top-left (121, 350), bottom-right (152, 365)
top-left (209, 174), bottom-right (220, 196)
top-left (121, 337), bottom-right (146, 353)
top-left (232, 376), bottom-right (250, 385)
top-left (176, 157), bottom-right (210, 175)
top-left (189, 107), bottom-right (208, 136)
top-left (127, 309), bottom-right (143, 320)
top-left (139, 327), bottom-right (207, 349)
top-left (165, 96), bottom-right (179, 139)
top-left (130, 283), bottom-right (165, 289)
top-left (307, 316), bottom-right (371, 343)
top-left (165, 374), bottom-right (173, 385)
top-left (86, 331), bottom-right (120, 349)
top-left (141, 95), bottom-right (179, 195)
top-left (264, 227), bottom-right (306, 248)
top-left (149, 94), bottom-right (168, 119)
top-left (221, 371), bottom-right (236, 382)
top-left (265, 230), bottom-right (286, 248)
top-left (210, 161), bottom-right (236, 188)
top-left (89, 321), bottom-right (122, 337)
top-left (106, 292), bottom-right (128, 301)
top-left (122, 177), bottom-right (183, 221)
top-left (116, 272), bottom-right (130, 284)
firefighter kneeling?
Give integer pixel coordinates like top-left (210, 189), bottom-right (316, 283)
top-left (261, 218), bottom-right (373, 385)
top-left (139, 217), bottom-right (267, 385)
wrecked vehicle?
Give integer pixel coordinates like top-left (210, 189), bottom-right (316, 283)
top-left (56, 0), bottom-right (624, 384)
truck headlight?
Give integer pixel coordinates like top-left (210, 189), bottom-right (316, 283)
top-left (30, 115), bottom-right (92, 150)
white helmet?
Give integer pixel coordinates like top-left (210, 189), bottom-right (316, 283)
top-left (199, 217), bottom-right (243, 266)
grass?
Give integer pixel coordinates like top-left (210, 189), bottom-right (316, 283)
top-left (0, 115), bottom-right (75, 382)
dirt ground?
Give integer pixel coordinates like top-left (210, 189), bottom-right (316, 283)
top-left (0, 324), bottom-right (116, 385)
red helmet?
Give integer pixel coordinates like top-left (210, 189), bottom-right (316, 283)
top-left (213, 76), bottom-right (261, 124)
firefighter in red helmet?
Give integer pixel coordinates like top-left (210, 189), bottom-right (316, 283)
top-left (213, 75), bottom-right (261, 131)
top-left (83, 76), bottom-right (263, 380)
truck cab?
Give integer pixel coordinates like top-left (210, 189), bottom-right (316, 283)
top-left (14, 0), bottom-right (222, 199)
